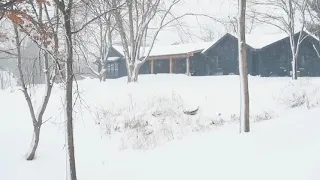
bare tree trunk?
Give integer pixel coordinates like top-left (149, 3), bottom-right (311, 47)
top-left (292, 55), bottom-right (298, 80)
top-left (238, 0), bottom-right (250, 133)
top-left (62, 3), bottom-right (78, 180)
top-left (132, 66), bottom-right (140, 82)
top-left (289, 36), bottom-right (298, 80)
top-left (288, 0), bottom-right (299, 80)
top-left (14, 24), bottom-right (41, 160)
top-left (14, 20), bottom-right (56, 160)
top-left (26, 126), bottom-right (41, 160)
top-left (66, 30), bottom-right (77, 180)
top-left (127, 63), bottom-right (140, 83)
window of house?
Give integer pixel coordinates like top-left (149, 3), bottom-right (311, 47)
top-left (114, 63), bottom-right (119, 76)
top-left (106, 62), bottom-right (119, 77)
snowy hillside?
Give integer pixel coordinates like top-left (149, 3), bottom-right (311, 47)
top-left (1, 75), bottom-right (320, 180)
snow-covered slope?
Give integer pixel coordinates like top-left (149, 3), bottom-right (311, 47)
top-left (1, 75), bottom-right (320, 180)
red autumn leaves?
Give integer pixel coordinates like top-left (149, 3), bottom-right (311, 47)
top-left (1, 0), bottom-right (51, 24)
top-left (0, 0), bottom-right (54, 45)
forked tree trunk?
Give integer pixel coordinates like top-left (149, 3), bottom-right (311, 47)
top-left (127, 63), bottom-right (140, 83)
top-left (101, 69), bottom-right (107, 81)
top-left (14, 24), bottom-right (41, 160)
top-left (238, 0), bottom-right (250, 133)
top-left (26, 125), bottom-right (41, 160)
top-left (26, 50), bottom-right (54, 160)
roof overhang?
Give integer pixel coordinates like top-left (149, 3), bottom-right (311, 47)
top-left (142, 50), bottom-right (202, 60)
top-left (105, 56), bottom-right (122, 62)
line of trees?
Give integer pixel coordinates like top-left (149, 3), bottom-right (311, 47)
top-left (2, 0), bottom-right (320, 179)
top-left (1, 0), bottom-right (221, 179)
top-left (0, 0), bottom-right (123, 179)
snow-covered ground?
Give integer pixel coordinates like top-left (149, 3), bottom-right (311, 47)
top-left (1, 74), bottom-right (320, 180)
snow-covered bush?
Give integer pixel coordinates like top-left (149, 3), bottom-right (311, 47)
top-left (96, 91), bottom-right (222, 150)
top-left (278, 80), bottom-right (320, 109)
top-left (252, 111), bottom-right (278, 122)
top-left (229, 111), bottom-right (277, 123)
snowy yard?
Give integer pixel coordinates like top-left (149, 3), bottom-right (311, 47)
top-left (1, 74), bottom-right (320, 180)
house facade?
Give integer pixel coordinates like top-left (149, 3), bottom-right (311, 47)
top-left (100, 31), bottom-right (320, 79)
top-left (202, 33), bottom-right (256, 76)
top-left (257, 32), bottom-right (320, 77)
top-left (102, 43), bottom-right (213, 79)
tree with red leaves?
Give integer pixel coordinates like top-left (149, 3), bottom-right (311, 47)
top-left (7, 0), bottom-right (61, 161)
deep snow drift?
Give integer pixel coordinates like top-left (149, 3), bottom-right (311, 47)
top-left (1, 74), bottom-right (320, 180)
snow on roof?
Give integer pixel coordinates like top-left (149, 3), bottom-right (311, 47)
top-left (200, 32), bottom-right (290, 51)
top-left (111, 30), bottom-right (318, 58)
top-left (111, 32), bottom-right (290, 57)
top-left (107, 57), bottom-right (121, 62)
top-left (246, 30), bottom-right (320, 49)
top-left (148, 42), bottom-right (215, 57)
top-left (113, 41), bottom-right (216, 58)
top-left (246, 32), bottom-right (289, 49)
top-left (224, 31), bottom-right (290, 49)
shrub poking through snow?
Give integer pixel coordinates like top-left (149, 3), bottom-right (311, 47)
top-left (278, 80), bottom-right (320, 109)
top-left (93, 78), bottom-right (320, 150)
top-left (96, 91), bottom-right (225, 150)
top-left (252, 111), bottom-right (278, 123)
top-left (230, 114), bottom-right (240, 122)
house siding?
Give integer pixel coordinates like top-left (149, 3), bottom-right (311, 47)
top-left (190, 53), bottom-right (206, 76)
top-left (258, 38), bottom-right (291, 77)
top-left (105, 47), bottom-right (127, 79)
top-left (203, 34), bottom-right (255, 75)
top-left (102, 31), bottom-right (320, 79)
top-left (258, 33), bottom-right (320, 77)
top-left (297, 37), bottom-right (320, 76)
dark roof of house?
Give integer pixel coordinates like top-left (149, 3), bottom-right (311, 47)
top-left (202, 33), bottom-right (255, 54)
top-left (104, 31), bottom-right (319, 60)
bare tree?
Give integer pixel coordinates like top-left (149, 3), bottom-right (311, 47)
top-left (7, 0), bottom-right (60, 160)
top-left (110, 0), bottom-right (233, 83)
top-left (306, 0), bottom-right (320, 57)
top-left (53, 0), bottom-right (122, 179)
top-left (111, 0), bottom-right (198, 83)
top-left (53, 0), bottom-right (78, 179)
top-left (75, 0), bottom-right (117, 81)
top-left (13, 23), bottom-right (57, 160)
top-left (197, 25), bottom-right (219, 42)
top-left (238, 0), bottom-right (250, 133)
top-left (251, 0), bottom-right (309, 80)
top-left (307, 0), bottom-right (320, 34)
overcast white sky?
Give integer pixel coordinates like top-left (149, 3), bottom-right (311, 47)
top-left (154, 0), bottom-right (239, 45)
top-left (153, 0), bottom-right (299, 46)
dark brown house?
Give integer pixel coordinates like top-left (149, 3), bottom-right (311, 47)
top-left (202, 33), bottom-right (257, 76)
top-left (102, 42), bottom-right (214, 79)
top-left (99, 31), bottom-right (320, 79)
top-left (256, 31), bottom-right (320, 77)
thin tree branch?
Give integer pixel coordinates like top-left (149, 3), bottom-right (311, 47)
top-left (71, 2), bottom-right (125, 34)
